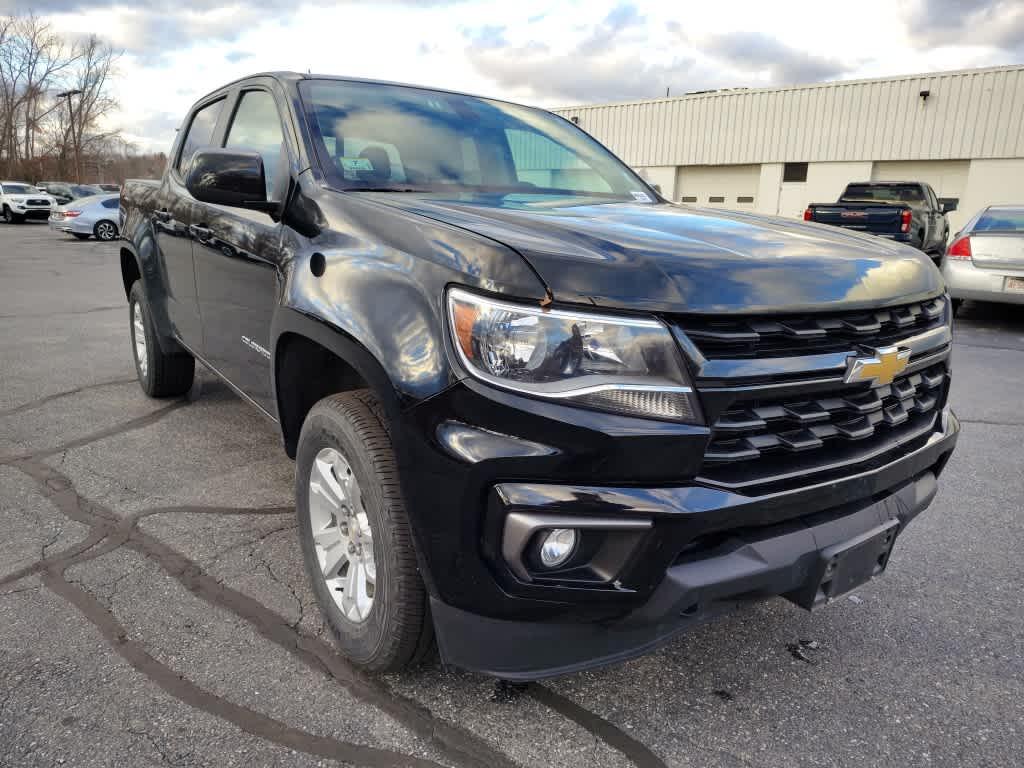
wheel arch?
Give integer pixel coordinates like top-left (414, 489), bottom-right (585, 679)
top-left (120, 245), bottom-right (142, 299)
top-left (272, 308), bottom-right (404, 459)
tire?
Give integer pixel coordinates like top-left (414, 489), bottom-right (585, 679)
top-left (952, 298), bottom-right (964, 317)
top-left (296, 390), bottom-right (432, 672)
top-left (2, 206), bottom-right (23, 224)
top-left (94, 219), bottom-right (118, 241)
top-left (128, 280), bottom-right (195, 397)
top-left (72, 233), bottom-right (91, 240)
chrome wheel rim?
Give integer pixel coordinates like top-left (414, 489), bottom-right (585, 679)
top-left (132, 301), bottom-right (148, 378)
top-left (97, 222), bottom-right (116, 240)
top-left (308, 447), bottom-right (375, 623)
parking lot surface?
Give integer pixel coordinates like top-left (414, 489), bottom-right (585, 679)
top-left (1, 221), bottom-right (1022, 768)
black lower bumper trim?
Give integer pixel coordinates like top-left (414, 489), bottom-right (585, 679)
top-left (433, 466), bottom-right (944, 680)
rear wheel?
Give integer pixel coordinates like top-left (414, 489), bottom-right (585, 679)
top-left (128, 280), bottom-right (195, 397)
top-left (94, 220), bottom-right (118, 241)
top-left (296, 390), bottom-right (433, 672)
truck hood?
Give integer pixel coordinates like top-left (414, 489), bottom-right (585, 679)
top-left (365, 194), bottom-right (944, 315)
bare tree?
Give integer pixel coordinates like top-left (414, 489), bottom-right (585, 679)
top-left (60, 35), bottom-right (120, 182)
top-left (0, 14), bottom-right (125, 182)
top-left (0, 14), bottom-right (78, 178)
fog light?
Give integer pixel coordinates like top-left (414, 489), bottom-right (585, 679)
top-left (539, 528), bottom-right (577, 568)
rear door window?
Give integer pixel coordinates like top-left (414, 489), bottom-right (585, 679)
top-left (177, 99), bottom-right (225, 175)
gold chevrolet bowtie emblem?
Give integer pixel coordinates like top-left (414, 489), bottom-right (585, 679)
top-left (843, 346), bottom-right (911, 386)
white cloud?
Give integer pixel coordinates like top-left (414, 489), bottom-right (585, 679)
top-left (15, 0), bottom-right (1024, 150)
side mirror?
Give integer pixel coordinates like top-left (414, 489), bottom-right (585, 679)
top-left (651, 183), bottom-right (662, 195)
top-left (938, 198), bottom-right (958, 213)
top-left (186, 149), bottom-right (276, 213)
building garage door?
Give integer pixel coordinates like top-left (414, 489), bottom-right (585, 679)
top-left (676, 164), bottom-right (759, 210)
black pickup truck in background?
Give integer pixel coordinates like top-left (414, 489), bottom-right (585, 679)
top-left (805, 181), bottom-right (956, 264)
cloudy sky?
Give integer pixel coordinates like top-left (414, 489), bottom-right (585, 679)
top-left (5, 0), bottom-right (1023, 153)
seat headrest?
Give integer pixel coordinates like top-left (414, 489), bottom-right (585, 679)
top-left (357, 147), bottom-right (391, 182)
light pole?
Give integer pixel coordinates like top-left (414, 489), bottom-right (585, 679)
top-left (56, 89), bottom-right (83, 182)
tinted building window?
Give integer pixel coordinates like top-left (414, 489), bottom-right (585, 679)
top-left (783, 162), bottom-right (808, 182)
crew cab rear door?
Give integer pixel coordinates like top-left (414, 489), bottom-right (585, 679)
top-left (192, 85), bottom-right (289, 416)
top-left (156, 95), bottom-right (227, 352)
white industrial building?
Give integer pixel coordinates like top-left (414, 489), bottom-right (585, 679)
top-left (553, 64), bottom-right (1024, 234)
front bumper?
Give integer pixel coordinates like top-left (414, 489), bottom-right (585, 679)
top-left (14, 206), bottom-right (51, 220)
top-left (413, 392), bottom-right (958, 679)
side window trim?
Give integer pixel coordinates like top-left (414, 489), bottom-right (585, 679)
top-left (173, 95), bottom-right (228, 180)
top-left (222, 86), bottom-right (292, 199)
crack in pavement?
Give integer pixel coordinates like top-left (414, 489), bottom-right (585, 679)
top-left (0, 400), bottom-right (186, 465)
top-left (1, 408), bottom-right (670, 768)
top-left (525, 684), bottom-right (668, 768)
top-left (0, 304), bottom-right (125, 320)
top-left (956, 418), bottom-right (1024, 427)
top-left (44, 573), bottom-right (444, 768)
top-left (0, 376), bottom-right (134, 418)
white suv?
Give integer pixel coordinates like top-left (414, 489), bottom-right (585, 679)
top-left (1, 181), bottom-right (57, 224)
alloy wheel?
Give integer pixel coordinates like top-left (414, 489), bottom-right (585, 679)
top-left (307, 447), bottom-right (376, 623)
top-left (96, 221), bottom-right (117, 241)
top-left (132, 301), bottom-right (148, 378)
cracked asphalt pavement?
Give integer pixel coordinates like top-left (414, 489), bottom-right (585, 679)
top-left (1, 222), bottom-right (1022, 767)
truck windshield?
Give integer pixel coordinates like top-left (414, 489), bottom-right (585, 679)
top-left (841, 184), bottom-right (923, 203)
top-left (2, 183), bottom-right (32, 194)
top-left (299, 80), bottom-right (652, 200)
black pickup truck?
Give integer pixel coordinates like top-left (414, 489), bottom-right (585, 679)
top-left (805, 181), bottom-right (956, 264)
top-left (119, 72), bottom-right (959, 680)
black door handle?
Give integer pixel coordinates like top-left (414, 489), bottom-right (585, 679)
top-left (154, 208), bottom-right (171, 222)
top-left (189, 224), bottom-right (212, 240)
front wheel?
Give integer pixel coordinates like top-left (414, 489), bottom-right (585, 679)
top-left (94, 220), bottom-right (118, 241)
top-left (295, 390), bottom-right (433, 672)
top-left (128, 280), bottom-right (195, 397)
top-left (2, 206), bottom-right (23, 224)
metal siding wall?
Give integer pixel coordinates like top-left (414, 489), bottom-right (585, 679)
top-left (560, 66), bottom-right (1024, 166)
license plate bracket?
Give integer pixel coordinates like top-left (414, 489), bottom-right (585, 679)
top-left (1005, 276), bottom-right (1024, 294)
top-left (809, 520), bottom-right (899, 609)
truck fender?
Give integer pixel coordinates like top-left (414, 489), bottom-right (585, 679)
top-left (119, 237), bottom-right (181, 355)
top-left (270, 307), bottom-right (412, 457)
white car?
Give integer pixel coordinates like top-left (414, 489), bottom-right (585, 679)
top-left (0, 180), bottom-right (57, 224)
top-left (942, 205), bottom-right (1024, 314)
top-left (48, 194), bottom-right (120, 241)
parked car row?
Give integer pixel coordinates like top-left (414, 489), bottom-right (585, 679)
top-left (0, 179), bottom-right (120, 241)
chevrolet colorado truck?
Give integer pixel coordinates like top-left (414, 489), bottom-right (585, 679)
top-left (119, 72), bottom-right (959, 680)
top-left (805, 181), bottom-right (955, 264)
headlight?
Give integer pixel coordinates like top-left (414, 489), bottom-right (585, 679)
top-left (446, 287), bottom-right (701, 422)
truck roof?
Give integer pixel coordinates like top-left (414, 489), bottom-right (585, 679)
top-left (191, 71), bottom-right (534, 113)
top-left (845, 181), bottom-right (924, 186)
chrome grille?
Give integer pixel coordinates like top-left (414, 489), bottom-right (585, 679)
top-left (678, 296), bottom-right (947, 359)
top-left (704, 363), bottom-right (946, 466)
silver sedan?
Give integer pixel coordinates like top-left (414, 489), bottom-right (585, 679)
top-left (48, 193), bottom-right (120, 241)
top-left (942, 205), bottom-right (1024, 315)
